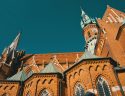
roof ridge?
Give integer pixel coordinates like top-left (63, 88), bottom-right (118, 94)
top-left (24, 52), bottom-right (83, 55)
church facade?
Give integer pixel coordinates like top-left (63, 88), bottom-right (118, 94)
top-left (0, 5), bottom-right (125, 96)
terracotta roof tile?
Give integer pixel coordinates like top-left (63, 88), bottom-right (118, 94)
top-left (20, 52), bottom-right (83, 64)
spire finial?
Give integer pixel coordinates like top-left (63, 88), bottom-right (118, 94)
top-left (80, 7), bottom-right (85, 17)
top-left (32, 56), bottom-right (36, 65)
top-left (80, 8), bottom-right (91, 29)
top-left (1, 33), bottom-right (21, 63)
top-left (75, 54), bottom-right (80, 63)
top-left (31, 55), bottom-right (40, 72)
top-left (51, 55), bottom-right (59, 64)
top-left (9, 32), bottom-right (21, 50)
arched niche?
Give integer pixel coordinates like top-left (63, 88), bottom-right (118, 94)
top-left (79, 69), bottom-right (84, 76)
top-left (73, 72), bottom-right (79, 79)
top-left (42, 79), bottom-right (47, 84)
top-left (48, 79), bottom-right (53, 84)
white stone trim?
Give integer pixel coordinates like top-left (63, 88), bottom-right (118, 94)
top-left (107, 17), bottom-right (113, 23)
top-left (112, 86), bottom-right (120, 92)
top-left (122, 86), bottom-right (125, 91)
top-left (111, 9), bottom-right (120, 18)
top-left (87, 86), bottom-right (125, 95)
top-left (87, 89), bottom-right (97, 94)
top-left (109, 13), bottom-right (117, 23)
top-left (112, 86), bottom-right (125, 92)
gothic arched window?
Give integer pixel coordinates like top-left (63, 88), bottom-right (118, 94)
top-left (96, 77), bottom-right (111, 96)
top-left (74, 83), bottom-right (85, 96)
top-left (40, 89), bottom-right (50, 96)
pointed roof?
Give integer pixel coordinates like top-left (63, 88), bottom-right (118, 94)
top-left (7, 70), bottom-right (27, 81)
top-left (25, 56), bottom-right (40, 73)
top-left (9, 33), bottom-right (20, 50)
top-left (102, 5), bottom-right (125, 23)
top-left (27, 70), bottom-right (34, 78)
top-left (78, 51), bottom-right (99, 62)
top-left (80, 8), bottom-right (96, 29)
top-left (81, 7), bottom-right (86, 17)
top-left (81, 9), bottom-right (91, 23)
top-left (1, 33), bottom-right (21, 59)
top-left (41, 62), bottom-right (62, 73)
top-left (3, 33), bottom-right (20, 53)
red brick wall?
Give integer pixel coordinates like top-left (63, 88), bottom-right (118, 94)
top-left (0, 82), bottom-right (20, 96)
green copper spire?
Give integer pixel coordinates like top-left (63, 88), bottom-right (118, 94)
top-left (80, 8), bottom-right (96, 29)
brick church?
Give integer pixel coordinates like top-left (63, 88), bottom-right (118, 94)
top-left (0, 5), bottom-right (125, 96)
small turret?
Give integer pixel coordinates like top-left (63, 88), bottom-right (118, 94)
top-left (80, 8), bottom-right (96, 29)
top-left (80, 8), bottom-right (99, 54)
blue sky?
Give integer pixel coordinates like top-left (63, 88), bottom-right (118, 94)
top-left (0, 0), bottom-right (125, 54)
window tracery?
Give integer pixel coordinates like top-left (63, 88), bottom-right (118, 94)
top-left (74, 83), bottom-right (85, 96)
top-left (97, 77), bottom-right (111, 96)
top-left (40, 89), bottom-right (50, 96)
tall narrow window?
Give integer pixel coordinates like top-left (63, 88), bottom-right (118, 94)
top-left (40, 89), bottom-right (50, 96)
top-left (74, 83), bottom-right (85, 96)
top-left (96, 77), bottom-right (111, 96)
top-left (88, 31), bottom-right (91, 37)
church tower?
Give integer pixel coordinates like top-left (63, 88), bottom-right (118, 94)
top-left (80, 8), bottom-right (99, 54)
top-left (0, 33), bottom-right (25, 79)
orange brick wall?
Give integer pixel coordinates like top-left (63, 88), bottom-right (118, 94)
top-left (23, 74), bottom-right (61, 96)
top-left (65, 59), bottom-right (122, 96)
top-left (83, 24), bottom-right (98, 41)
top-left (118, 26), bottom-right (125, 51)
top-left (0, 81), bottom-right (20, 96)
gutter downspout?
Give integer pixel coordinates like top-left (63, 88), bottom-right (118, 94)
top-left (19, 81), bottom-right (24, 96)
top-left (113, 68), bottom-right (124, 96)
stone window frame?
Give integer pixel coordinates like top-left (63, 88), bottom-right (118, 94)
top-left (39, 89), bottom-right (51, 96)
top-left (74, 83), bottom-right (85, 96)
top-left (96, 76), bottom-right (112, 96)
